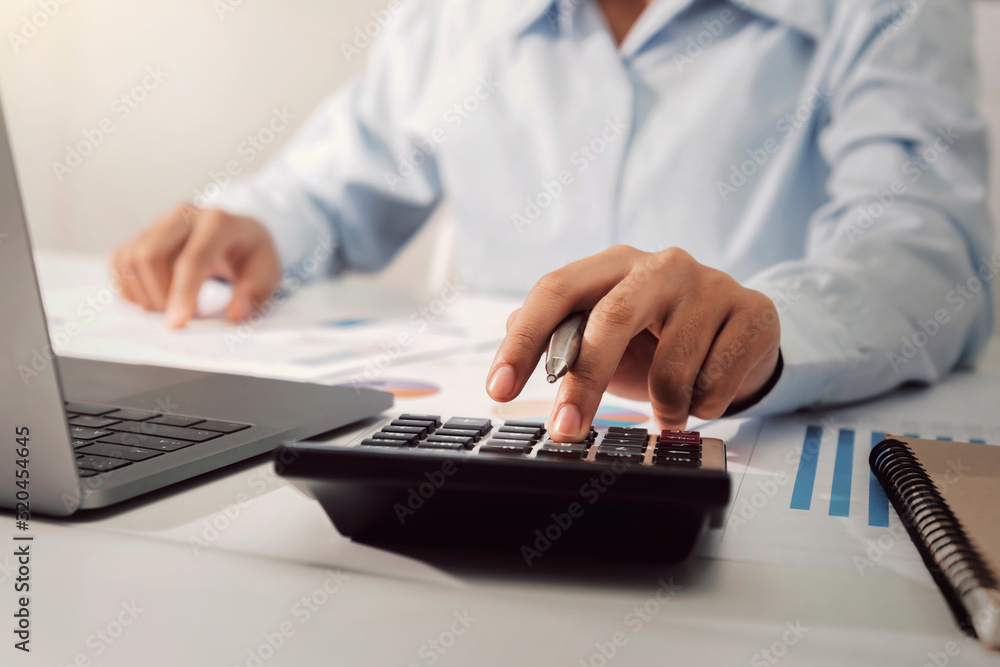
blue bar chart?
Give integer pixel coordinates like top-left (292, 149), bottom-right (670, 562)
top-left (789, 426), bottom-right (984, 526)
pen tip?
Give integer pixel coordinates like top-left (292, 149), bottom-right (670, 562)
top-left (547, 374), bottom-right (558, 383)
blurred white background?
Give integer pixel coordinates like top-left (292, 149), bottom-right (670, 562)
top-left (0, 0), bottom-right (998, 313)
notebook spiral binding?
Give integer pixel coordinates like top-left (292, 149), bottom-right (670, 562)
top-left (870, 438), bottom-right (999, 638)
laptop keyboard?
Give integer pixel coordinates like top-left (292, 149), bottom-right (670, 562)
top-left (64, 402), bottom-right (252, 477)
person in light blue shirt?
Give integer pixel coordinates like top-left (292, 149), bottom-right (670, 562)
top-left (110, 0), bottom-right (994, 442)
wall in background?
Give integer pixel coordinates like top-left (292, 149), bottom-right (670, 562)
top-left (1, 1), bottom-right (998, 310)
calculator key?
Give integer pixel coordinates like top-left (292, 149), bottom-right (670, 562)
top-left (108, 421), bottom-right (221, 442)
top-left (497, 425), bottom-right (544, 438)
top-left (535, 444), bottom-right (587, 460)
top-left (595, 449), bottom-right (643, 463)
top-left (435, 428), bottom-right (482, 442)
top-left (398, 414), bottom-right (443, 427)
top-left (72, 440), bottom-right (91, 449)
top-left (488, 431), bottom-right (536, 442)
top-left (149, 415), bottom-right (205, 428)
top-left (76, 454), bottom-right (132, 472)
top-left (656, 441), bottom-right (701, 452)
top-left (195, 420), bottom-right (251, 434)
top-left (103, 409), bottom-right (161, 422)
top-left (64, 402), bottom-right (117, 416)
top-left (502, 420), bottom-right (546, 429)
top-left (417, 440), bottom-right (466, 451)
top-left (68, 416), bottom-right (119, 429)
top-left (371, 432), bottom-right (419, 445)
top-left (597, 444), bottom-right (644, 455)
top-left (78, 469), bottom-right (99, 477)
top-left (425, 435), bottom-right (475, 448)
top-left (601, 436), bottom-right (647, 446)
top-left (390, 420), bottom-right (433, 436)
top-left (444, 417), bottom-right (492, 435)
top-left (359, 438), bottom-right (409, 448)
top-left (653, 455), bottom-right (701, 467)
top-left (382, 425), bottom-right (427, 438)
top-left (77, 443), bottom-right (163, 462)
top-left (607, 427), bottom-right (647, 437)
top-left (479, 440), bottom-right (531, 455)
top-left (69, 427), bottom-right (113, 441)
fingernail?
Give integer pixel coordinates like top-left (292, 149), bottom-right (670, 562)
top-left (551, 404), bottom-right (582, 437)
top-left (487, 364), bottom-right (516, 399)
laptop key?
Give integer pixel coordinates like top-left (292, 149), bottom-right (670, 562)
top-left (100, 436), bottom-right (194, 453)
top-left (103, 409), bottom-right (161, 422)
top-left (194, 420), bottom-right (251, 434)
top-left (64, 402), bottom-right (117, 416)
top-left (108, 421), bottom-right (221, 442)
top-left (70, 427), bottom-right (113, 441)
top-left (68, 416), bottom-right (119, 429)
top-left (76, 454), bottom-right (132, 472)
top-left (78, 443), bottom-right (163, 462)
top-left (149, 415), bottom-right (205, 428)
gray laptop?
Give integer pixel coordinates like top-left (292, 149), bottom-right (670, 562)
top-left (0, 100), bottom-right (392, 517)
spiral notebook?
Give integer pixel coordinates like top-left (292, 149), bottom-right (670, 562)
top-left (870, 435), bottom-right (1000, 650)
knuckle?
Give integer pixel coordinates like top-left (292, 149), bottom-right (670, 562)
top-left (591, 295), bottom-right (637, 330)
top-left (506, 321), bottom-right (546, 354)
top-left (690, 399), bottom-right (728, 421)
top-left (566, 357), bottom-right (604, 392)
top-left (532, 272), bottom-right (569, 300)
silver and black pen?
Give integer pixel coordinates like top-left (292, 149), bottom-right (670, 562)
top-left (545, 311), bottom-right (589, 383)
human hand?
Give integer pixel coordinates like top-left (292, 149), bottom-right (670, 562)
top-left (487, 246), bottom-right (781, 441)
top-left (108, 204), bottom-right (280, 328)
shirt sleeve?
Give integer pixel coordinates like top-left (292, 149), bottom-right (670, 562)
top-left (203, 1), bottom-right (444, 278)
top-left (738, 0), bottom-right (995, 417)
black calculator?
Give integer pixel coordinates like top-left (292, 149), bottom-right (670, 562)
top-left (275, 414), bottom-right (730, 564)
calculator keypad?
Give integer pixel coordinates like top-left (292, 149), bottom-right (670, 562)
top-left (356, 416), bottom-right (704, 468)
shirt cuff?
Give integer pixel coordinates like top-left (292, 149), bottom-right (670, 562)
top-left (728, 283), bottom-right (847, 418)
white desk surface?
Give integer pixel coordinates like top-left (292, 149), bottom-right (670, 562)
top-left (8, 254), bottom-right (1000, 666)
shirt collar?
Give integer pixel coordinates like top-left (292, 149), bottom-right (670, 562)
top-left (505, 0), bottom-right (833, 42)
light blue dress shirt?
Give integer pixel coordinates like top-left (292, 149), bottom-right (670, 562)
top-left (209, 0), bottom-right (994, 416)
